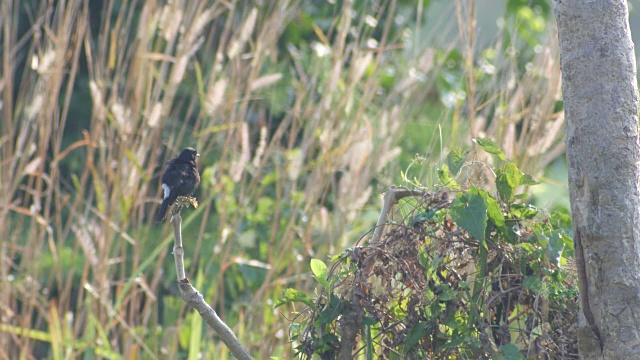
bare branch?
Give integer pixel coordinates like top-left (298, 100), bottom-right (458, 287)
top-left (369, 186), bottom-right (428, 246)
top-left (171, 211), bottom-right (253, 360)
top-left (338, 186), bottom-right (429, 359)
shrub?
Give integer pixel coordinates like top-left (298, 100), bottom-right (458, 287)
top-left (279, 140), bottom-right (577, 359)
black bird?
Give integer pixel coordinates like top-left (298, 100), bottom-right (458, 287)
top-left (156, 147), bottom-right (200, 222)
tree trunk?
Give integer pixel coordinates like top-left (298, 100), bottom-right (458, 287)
top-left (553, 0), bottom-right (640, 358)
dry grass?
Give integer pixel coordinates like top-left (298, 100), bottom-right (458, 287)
top-left (0, 0), bottom-right (410, 358)
top-left (0, 0), bottom-right (565, 358)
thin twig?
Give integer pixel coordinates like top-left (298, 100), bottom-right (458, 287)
top-left (171, 209), bottom-right (253, 360)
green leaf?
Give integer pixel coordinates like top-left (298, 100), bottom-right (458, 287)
top-left (362, 316), bottom-right (377, 326)
top-left (494, 343), bottom-right (524, 360)
top-left (436, 333), bottom-right (466, 352)
top-left (419, 248), bottom-right (429, 268)
top-left (511, 203), bottom-right (538, 219)
top-left (436, 284), bottom-right (457, 301)
top-left (515, 243), bottom-right (536, 253)
top-left (446, 147), bottom-right (469, 175)
top-left (505, 163), bottom-right (523, 184)
top-left (534, 231), bottom-right (549, 248)
top-left (502, 223), bottom-right (521, 243)
top-left (310, 258), bottom-right (327, 278)
top-left (321, 333), bottom-right (339, 344)
top-left (276, 288), bottom-right (316, 309)
top-left (496, 163), bottom-right (523, 203)
top-left (330, 248), bottom-right (352, 262)
top-left (473, 138), bottom-right (506, 160)
top-left (404, 322), bottom-right (427, 353)
top-left (520, 173), bottom-right (540, 186)
top-left (547, 231), bottom-right (566, 266)
top-left (531, 324), bottom-right (543, 337)
top-left (411, 209), bottom-right (438, 225)
top-left (523, 276), bottom-right (544, 294)
top-left (318, 294), bottom-right (343, 325)
top-left (550, 210), bottom-right (572, 230)
top-left (475, 188), bottom-right (505, 227)
top-left (450, 187), bottom-right (488, 244)
top-left (420, 251), bottom-right (441, 281)
top-left (310, 259), bottom-right (330, 290)
top-left (289, 323), bottom-right (301, 340)
top-left (437, 165), bottom-right (460, 189)
top-left (559, 230), bottom-right (574, 251)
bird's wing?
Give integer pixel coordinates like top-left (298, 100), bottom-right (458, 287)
top-left (161, 161), bottom-right (195, 194)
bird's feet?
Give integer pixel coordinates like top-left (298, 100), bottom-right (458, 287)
top-left (168, 196), bottom-right (199, 222)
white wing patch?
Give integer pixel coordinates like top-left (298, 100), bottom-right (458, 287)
top-left (162, 183), bottom-right (170, 200)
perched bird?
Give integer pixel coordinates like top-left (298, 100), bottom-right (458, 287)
top-left (155, 147), bottom-right (201, 222)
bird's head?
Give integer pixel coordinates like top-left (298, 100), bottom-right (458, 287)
top-left (178, 147), bottom-right (200, 162)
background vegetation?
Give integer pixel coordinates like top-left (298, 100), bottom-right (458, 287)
top-left (0, 0), bottom-right (574, 358)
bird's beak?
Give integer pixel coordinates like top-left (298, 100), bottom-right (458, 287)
top-left (197, 153), bottom-right (200, 157)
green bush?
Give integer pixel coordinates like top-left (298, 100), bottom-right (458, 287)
top-left (278, 140), bottom-right (577, 359)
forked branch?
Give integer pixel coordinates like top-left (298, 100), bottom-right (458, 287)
top-left (339, 187), bottom-right (429, 359)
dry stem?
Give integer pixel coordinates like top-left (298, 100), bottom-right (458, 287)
top-left (339, 186), bottom-right (429, 359)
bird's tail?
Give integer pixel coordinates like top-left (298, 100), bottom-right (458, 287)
top-left (156, 199), bottom-right (170, 222)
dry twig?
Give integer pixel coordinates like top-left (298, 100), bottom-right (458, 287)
top-left (170, 205), bottom-right (252, 360)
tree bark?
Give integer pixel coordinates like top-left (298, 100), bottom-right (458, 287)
top-left (553, 0), bottom-right (640, 358)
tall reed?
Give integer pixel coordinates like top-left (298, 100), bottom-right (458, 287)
top-left (0, 0), bottom-right (564, 358)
